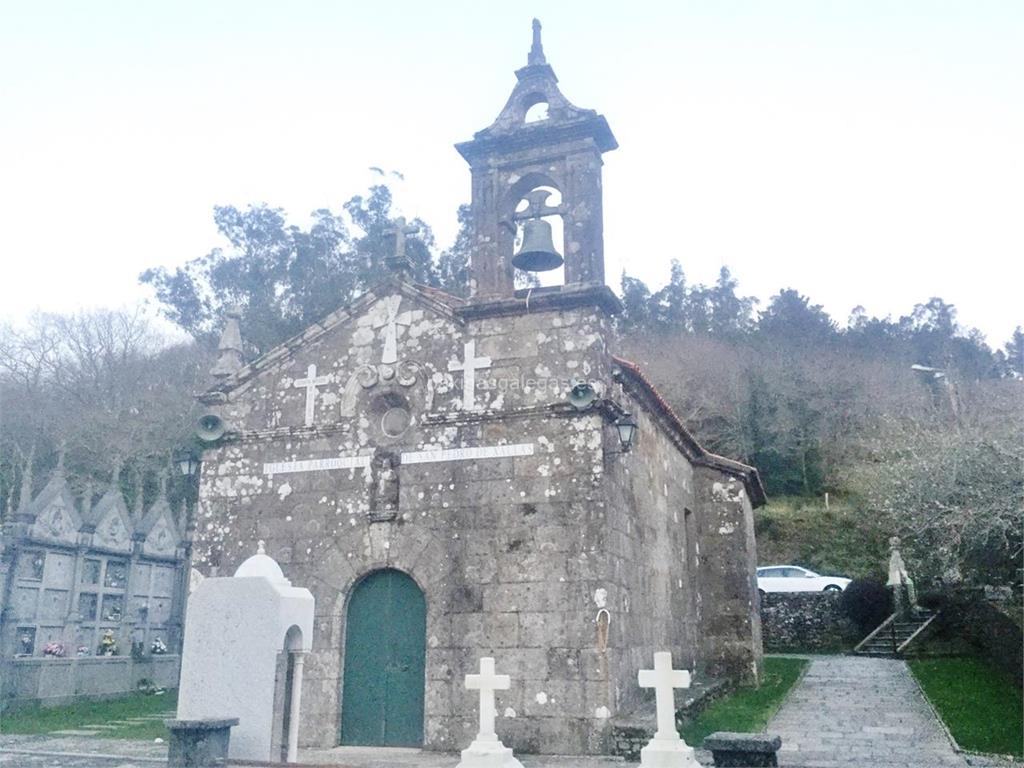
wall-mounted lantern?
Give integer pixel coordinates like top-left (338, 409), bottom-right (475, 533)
top-left (614, 413), bottom-right (638, 452)
top-left (174, 449), bottom-right (201, 478)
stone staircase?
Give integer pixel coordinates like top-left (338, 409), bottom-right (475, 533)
top-left (852, 611), bottom-right (939, 657)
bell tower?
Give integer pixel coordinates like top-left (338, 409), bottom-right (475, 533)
top-left (456, 20), bottom-right (618, 301)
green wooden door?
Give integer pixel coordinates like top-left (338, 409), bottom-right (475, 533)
top-left (340, 569), bottom-right (426, 746)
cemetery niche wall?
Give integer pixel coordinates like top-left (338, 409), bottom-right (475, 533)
top-left (0, 460), bottom-right (188, 711)
top-left (192, 20), bottom-right (766, 756)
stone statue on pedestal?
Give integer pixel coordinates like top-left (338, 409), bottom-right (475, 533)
top-left (887, 536), bottom-right (920, 618)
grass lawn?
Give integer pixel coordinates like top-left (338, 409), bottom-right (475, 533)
top-left (681, 656), bottom-right (808, 746)
top-left (0, 690), bottom-right (177, 741)
top-left (910, 657), bottom-right (1023, 758)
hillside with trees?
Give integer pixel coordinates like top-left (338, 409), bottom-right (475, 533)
top-left (2, 186), bottom-right (1020, 586)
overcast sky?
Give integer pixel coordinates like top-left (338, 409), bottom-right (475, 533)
top-left (1, 1), bottom-right (1021, 346)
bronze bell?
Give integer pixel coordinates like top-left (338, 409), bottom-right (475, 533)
top-left (512, 218), bottom-right (563, 272)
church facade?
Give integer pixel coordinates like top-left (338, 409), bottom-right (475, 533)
top-left (194, 23), bottom-right (764, 755)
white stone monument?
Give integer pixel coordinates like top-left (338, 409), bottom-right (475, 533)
top-left (176, 542), bottom-right (314, 763)
top-left (456, 657), bottom-right (523, 768)
top-left (637, 652), bottom-right (700, 768)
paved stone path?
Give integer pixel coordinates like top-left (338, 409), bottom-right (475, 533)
top-left (768, 655), bottom-right (965, 768)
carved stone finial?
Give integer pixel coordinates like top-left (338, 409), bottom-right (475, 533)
top-left (211, 303), bottom-right (245, 379)
top-left (17, 445), bottom-right (35, 513)
top-left (528, 18), bottom-right (546, 66)
top-left (134, 467), bottom-right (145, 520)
top-left (256, 539), bottom-right (266, 555)
top-left (82, 479), bottom-right (94, 518)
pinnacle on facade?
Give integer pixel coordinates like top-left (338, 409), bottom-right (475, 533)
top-left (211, 304), bottom-right (245, 379)
top-left (528, 18), bottom-right (546, 66)
top-left (17, 445), bottom-right (35, 513)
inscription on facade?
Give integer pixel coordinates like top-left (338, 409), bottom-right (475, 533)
top-left (261, 443), bottom-right (535, 475)
top-left (263, 456), bottom-right (372, 475)
top-left (401, 444), bottom-right (534, 465)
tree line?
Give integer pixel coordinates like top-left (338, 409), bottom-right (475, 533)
top-left (2, 185), bottom-right (1020, 583)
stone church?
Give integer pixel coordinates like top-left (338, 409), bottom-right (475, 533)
top-left (194, 22), bottom-right (765, 755)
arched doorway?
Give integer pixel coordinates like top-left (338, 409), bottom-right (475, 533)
top-left (340, 569), bottom-right (426, 747)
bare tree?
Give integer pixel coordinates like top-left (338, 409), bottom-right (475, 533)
top-left (0, 308), bottom-right (209, 509)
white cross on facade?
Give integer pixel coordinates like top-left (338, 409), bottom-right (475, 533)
top-left (448, 339), bottom-right (492, 411)
top-left (373, 296), bottom-right (414, 364)
top-left (638, 651), bottom-right (691, 741)
top-left (465, 656), bottom-right (510, 742)
top-left (293, 364), bottom-right (330, 426)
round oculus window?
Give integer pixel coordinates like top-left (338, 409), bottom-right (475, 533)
top-left (381, 407), bottom-right (411, 437)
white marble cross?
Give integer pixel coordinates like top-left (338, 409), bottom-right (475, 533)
top-left (448, 339), bottom-right (492, 410)
top-left (293, 364), bottom-right (330, 426)
top-left (373, 295), bottom-right (414, 364)
top-left (638, 652), bottom-right (691, 741)
top-left (465, 657), bottom-right (509, 742)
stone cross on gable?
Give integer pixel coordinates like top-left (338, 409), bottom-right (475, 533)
top-left (465, 656), bottom-right (509, 742)
top-left (386, 216), bottom-right (419, 275)
top-left (638, 651), bottom-right (691, 740)
top-left (448, 339), bottom-right (492, 411)
top-left (373, 295), bottom-right (414, 365)
top-left (293, 364), bottom-right (330, 426)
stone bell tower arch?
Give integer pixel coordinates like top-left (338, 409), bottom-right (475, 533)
top-left (455, 19), bottom-right (618, 299)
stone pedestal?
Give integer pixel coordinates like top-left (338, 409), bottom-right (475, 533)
top-left (165, 718), bottom-right (238, 768)
top-left (639, 736), bottom-right (702, 768)
top-left (702, 731), bottom-right (782, 767)
top-left (457, 738), bottom-right (525, 768)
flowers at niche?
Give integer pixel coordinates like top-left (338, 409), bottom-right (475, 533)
top-left (76, 645), bottom-right (91, 657)
top-left (43, 642), bottom-right (66, 658)
top-left (150, 637), bottom-right (168, 655)
top-left (98, 629), bottom-right (118, 656)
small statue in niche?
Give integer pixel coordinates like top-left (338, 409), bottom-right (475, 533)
top-left (368, 451), bottom-right (400, 522)
top-left (18, 631), bottom-right (34, 656)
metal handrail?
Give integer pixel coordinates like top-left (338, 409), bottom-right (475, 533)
top-left (853, 612), bottom-right (896, 653)
top-left (896, 611), bottom-right (940, 655)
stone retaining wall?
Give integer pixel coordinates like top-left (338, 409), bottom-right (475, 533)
top-left (759, 592), bottom-right (860, 652)
top-left (0, 654), bottom-right (180, 711)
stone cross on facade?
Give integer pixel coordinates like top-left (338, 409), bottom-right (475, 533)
top-left (373, 295), bottom-right (414, 365)
top-left (458, 657), bottom-right (523, 768)
top-left (637, 652), bottom-right (700, 767)
top-left (448, 339), bottom-right (492, 411)
top-left (293, 364), bottom-right (330, 427)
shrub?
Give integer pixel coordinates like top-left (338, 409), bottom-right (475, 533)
top-left (840, 578), bottom-right (892, 631)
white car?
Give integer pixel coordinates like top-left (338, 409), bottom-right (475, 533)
top-left (756, 565), bottom-right (851, 595)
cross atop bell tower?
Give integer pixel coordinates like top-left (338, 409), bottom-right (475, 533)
top-left (455, 19), bottom-right (618, 302)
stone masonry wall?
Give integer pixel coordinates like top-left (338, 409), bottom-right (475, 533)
top-left (195, 285), bottom-right (763, 754)
top-left (759, 592), bottom-right (860, 652)
top-left (694, 467), bottom-right (763, 683)
top-left (601, 387), bottom-right (700, 722)
top-left (197, 293), bottom-right (624, 754)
